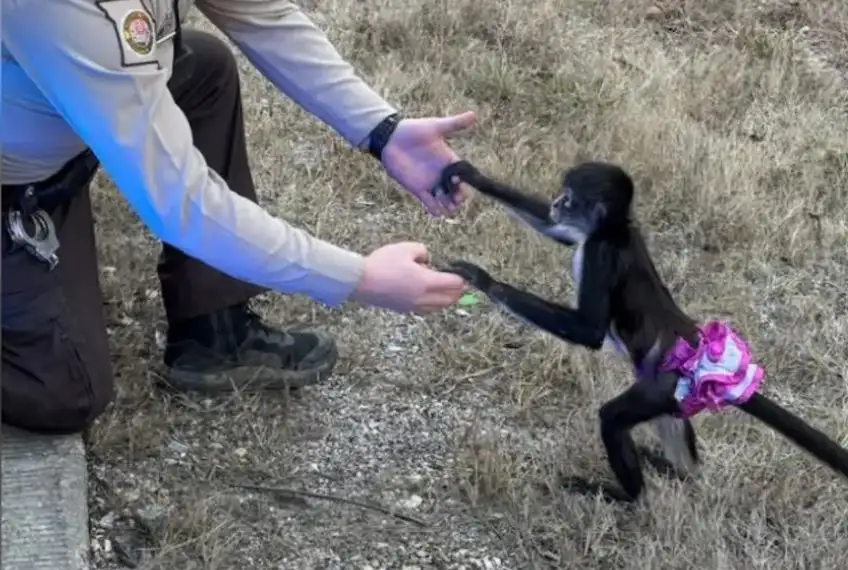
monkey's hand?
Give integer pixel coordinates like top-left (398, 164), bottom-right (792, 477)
top-left (440, 160), bottom-right (481, 193)
top-left (442, 260), bottom-right (494, 293)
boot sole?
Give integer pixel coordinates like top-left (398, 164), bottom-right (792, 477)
top-left (160, 344), bottom-right (338, 395)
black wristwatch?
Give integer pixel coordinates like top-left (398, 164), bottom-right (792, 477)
top-left (366, 112), bottom-right (402, 162)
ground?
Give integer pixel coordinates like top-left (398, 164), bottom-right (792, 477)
top-left (86, 1), bottom-right (848, 568)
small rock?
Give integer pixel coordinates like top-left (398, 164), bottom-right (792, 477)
top-left (167, 440), bottom-right (189, 455)
top-left (98, 512), bottom-right (116, 529)
top-left (117, 315), bottom-right (136, 327)
top-left (397, 494), bottom-right (423, 510)
top-left (644, 5), bottom-right (663, 20)
top-left (136, 504), bottom-right (166, 528)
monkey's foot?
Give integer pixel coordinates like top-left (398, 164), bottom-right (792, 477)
top-left (560, 476), bottom-right (636, 504)
top-left (637, 445), bottom-right (688, 480)
top-left (560, 446), bottom-right (686, 504)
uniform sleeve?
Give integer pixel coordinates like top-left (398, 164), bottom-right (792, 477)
top-left (195, 0), bottom-right (398, 148)
top-left (1, 0), bottom-right (366, 308)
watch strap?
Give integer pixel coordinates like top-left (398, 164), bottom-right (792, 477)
top-left (366, 112), bottom-right (402, 161)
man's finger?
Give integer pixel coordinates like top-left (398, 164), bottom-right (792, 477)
top-left (418, 288), bottom-right (466, 312)
top-left (437, 179), bottom-right (463, 212)
top-left (423, 269), bottom-right (468, 291)
top-left (418, 191), bottom-right (448, 218)
top-left (433, 111), bottom-right (477, 136)
top-left (430, 175), bottom-right (467, 214)
top-left (400, 242), bottom-right (430, 264)
top-left (447, 182), bottom-right (469, 208)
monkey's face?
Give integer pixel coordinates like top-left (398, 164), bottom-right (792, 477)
top-left (547, 184), bottom-right (599, 242)
top-left (551, 162), bottom-right (634, 238)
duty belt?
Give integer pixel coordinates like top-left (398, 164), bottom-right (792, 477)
top-left (2, 150), bottom-right (100, 270)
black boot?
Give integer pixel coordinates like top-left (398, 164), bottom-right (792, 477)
top-left (162, 303), bottom-right (338, 394)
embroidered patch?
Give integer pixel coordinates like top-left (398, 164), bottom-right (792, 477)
top-left (121, 9), bottom-right (155, 55)
top-left (96, 0), bottom-right (160, 68)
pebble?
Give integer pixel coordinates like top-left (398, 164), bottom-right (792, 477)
top-left (397, 494), bottom-right (423, 510)
top-left (645, 5), bottom-right (664, 20)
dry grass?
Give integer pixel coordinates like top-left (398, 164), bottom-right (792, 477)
top-left (86, 1), bottom-right (848, 568)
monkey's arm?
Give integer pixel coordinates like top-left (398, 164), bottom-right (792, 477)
top-left (442, 161), bottom-right (551, 220)
top-left (447, 245), bottom-right (615, 350)
top-left (440, 161), bottom-right (574, 244)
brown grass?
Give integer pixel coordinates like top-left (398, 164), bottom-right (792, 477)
top-left (87, 1), bottom-right (848, 568)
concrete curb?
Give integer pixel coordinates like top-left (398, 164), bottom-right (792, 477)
top-left (1, 426), bottom-right (90, 570)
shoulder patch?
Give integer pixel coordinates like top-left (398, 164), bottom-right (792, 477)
top-left (121, 9), bottom-right (155, 56)
top-left (96, 0), bottom-right (159, 68)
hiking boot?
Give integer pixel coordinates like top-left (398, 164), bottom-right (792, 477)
top-left (162, 303), bottom-right (338, 394)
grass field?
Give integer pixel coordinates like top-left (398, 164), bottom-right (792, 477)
top-left (86, 1), bottom-right (848, 568)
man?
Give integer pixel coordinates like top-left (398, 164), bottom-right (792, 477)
top-left (1, 0), bottom-right (473, 434)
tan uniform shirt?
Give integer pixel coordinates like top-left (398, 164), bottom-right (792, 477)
top-left (1, 0), bottom-right (399, 307)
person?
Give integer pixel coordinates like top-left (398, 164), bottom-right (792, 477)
top-left (1, 0), bottom-right (473, 435)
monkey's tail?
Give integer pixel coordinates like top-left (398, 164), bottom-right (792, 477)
top-left (737, 393), bottom-right (848, 480)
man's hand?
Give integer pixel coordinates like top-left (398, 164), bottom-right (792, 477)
top-left (380, 112), bottom-right (477, 217)
top-left (350, 242), bottom-right (467, 314)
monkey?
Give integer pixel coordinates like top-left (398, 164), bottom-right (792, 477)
top-left (436, 159), bottom-right (848, 503)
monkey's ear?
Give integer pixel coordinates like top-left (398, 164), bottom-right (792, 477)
top-left (591, 202), bottom-right (608, 227)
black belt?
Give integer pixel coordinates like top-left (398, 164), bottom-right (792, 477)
top-left (2, 150), bottom-right (100, 215)
top-left (2, 150), bottom-right (101, 269)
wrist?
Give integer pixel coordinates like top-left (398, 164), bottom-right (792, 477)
top-left (349, 259), bottom-right (377, 308)
top-left (300, 243), bottom-right (366, 308)
top-left (361, 112), bottom-right (403, 162)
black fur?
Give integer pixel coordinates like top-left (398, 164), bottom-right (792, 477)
top-left (441, 159), bottom-right (848, 503)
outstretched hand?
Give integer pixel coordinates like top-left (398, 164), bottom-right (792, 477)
top-left (380, 112), bottom-right (477, 217)
top-left (351, 243), bottom-right (468, 314)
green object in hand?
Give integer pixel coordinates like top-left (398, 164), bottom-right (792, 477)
top-left (458, 292), bottom-right (481, 306)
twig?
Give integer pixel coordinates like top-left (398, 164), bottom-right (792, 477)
top-left (232, 483), bottom-right (429, 527)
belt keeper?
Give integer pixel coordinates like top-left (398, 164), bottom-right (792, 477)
top-left (18, 186), bottom-right (37, 217)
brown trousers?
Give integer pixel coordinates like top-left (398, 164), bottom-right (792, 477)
top-left (2, 30), bottom-right (266, 434)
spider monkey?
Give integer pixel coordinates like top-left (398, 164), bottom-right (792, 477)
top-left (438, 159), bottom-right (848, 503)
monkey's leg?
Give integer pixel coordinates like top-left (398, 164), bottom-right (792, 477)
top-left (564, 380), bottom-right (680, 503)
top-left (600, 381), bottom-right (681, 500)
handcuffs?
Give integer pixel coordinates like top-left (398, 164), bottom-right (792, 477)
top-left (5, 186), bottom-right (60, 270)
top-left (3, 148), bottom-right (98, 270)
